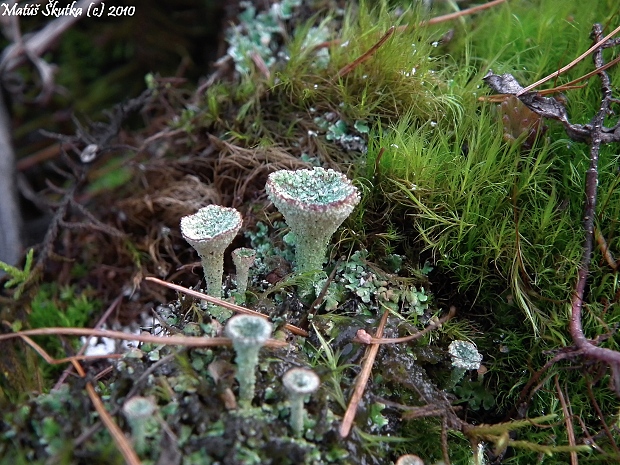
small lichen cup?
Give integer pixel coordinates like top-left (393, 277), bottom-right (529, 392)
top-left (180, 205), bottom-right (242, 319)
top-left (225, 314), bottom-right (273, 408)
top-left (265, 167), bottom-right (360, 274)
top-left (232, 247), bottom-right (256, 304)
top-left (122, 396), bottom-right (157, 455)
top-left (282, 367), bottom-right (320, 437)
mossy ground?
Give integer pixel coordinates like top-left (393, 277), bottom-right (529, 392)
top-left (2, 0), bottom-right (620, 463)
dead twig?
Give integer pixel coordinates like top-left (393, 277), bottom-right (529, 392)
top-left (354, 306), bottom-right (456, 344)
top-left (484, 24), bottom-right (620, 393)
top-left (339, 308), bottom-right (389, 438)
top-left (0, 325), bottom-right (288, 349)
top-left (145, 276), bottom-right (309, 337)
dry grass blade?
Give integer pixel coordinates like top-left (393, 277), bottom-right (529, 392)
top-left (336, 26), bottom-right (395, 78)
top-left (517, 23), bottom-right (620, 96)
top-left (339, 309), bottom-right (390, 438)
top-left (554, 375), bottom-right (578, 465)
top-left (595, 227), bottom-right (618, 271)
top-left (425, 0), bottom-right (508, 25)
top-left (145, 276), bottom-right (309, 337)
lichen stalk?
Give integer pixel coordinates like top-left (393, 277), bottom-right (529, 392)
top-left (122, 396), bottom-right (156, 455)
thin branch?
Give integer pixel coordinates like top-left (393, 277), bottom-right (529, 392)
top-left (354, 305), bottom-right (456, 344)
top-left (0, 326), bottom-right (288, 349)
top-left (568, 23), bottom-right (620, 390)
top-left (339, 308), bottom-right (389, 438)
top-left (145, 276), bottom-right (308, 337)
top-left (517, 24), bottom-right (620, 96)
top-left (0, 0), bottom-right (104, 72)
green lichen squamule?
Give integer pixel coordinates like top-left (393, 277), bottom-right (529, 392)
top-left (266, 167), bottom-right (360, 274)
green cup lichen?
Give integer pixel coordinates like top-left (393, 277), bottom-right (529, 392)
top-left (122, 396), bottom-right (157, 455)
top-left (282, 367), bottom-right (320, 437)
top-left (265, 167), bottom-right (360, 274)
top-left (180, 205), bottom-right (242, 319)
top-left (232, 247), bottom-right (256, 304)
top-left (225, 314), bottom-right (273, 407)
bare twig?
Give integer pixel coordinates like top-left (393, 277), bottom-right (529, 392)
top-left (567, 24), bottom-right (620, 392)
top-left (339, 308), bottom-right (389, 438)
top-left (354, 306), bottom-right (456, 345)
top-left (0, 325), bottom-right (288, 349)
top-left (0, 88), bottom-right (21, 272)
top-left (484, 23), bottom-right (620, 396)
top-left (0, 0), bottom-right (104, 73)
top-left (145, 276), bottom-right (309, 337)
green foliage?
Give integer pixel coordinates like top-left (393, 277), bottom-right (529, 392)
top-left (26, 284), bottom-right (99, 380)
top-left (0, 249), bottom-right (34, 299)
top-left (314, 250), bottom-right (429, 316)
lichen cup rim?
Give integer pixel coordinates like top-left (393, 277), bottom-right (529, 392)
top-left (282, 367), bottom-right (320, 395)
top-left (266, 167), bottom-right (360, 213)
top-left (180, 204), bottom-right (243, 244)
top-left (225, 314), bottom-right (273, 345)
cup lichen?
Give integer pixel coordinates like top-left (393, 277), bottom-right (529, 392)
top-left (122, 396), bottom-right (157, 454)
top-left (265, 167), bottom-right (360, 274)
top-left (225, 314), bottom-right (273, 407)
top-left (282, 367), bottom-right (320, 437)
top-left (180, 205), bottom-right (242, 318)
top-left (232, 247), bottom-right (256, 304)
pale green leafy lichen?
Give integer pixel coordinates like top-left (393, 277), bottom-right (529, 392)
top-left (226, 0), bottom-right (302, 75)
top-left (448, 340), bottom-right (483, 388)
